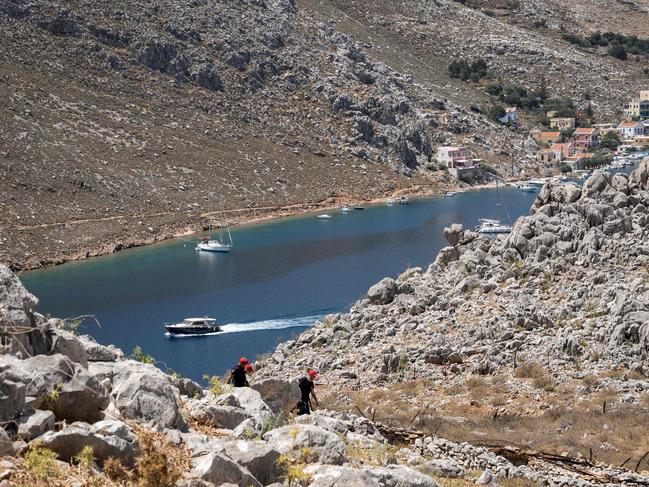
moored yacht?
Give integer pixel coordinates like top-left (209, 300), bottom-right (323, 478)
top-left (475, 218), bottom-right (513, 234)
top-left (398, 196), bottom-right (409, 205)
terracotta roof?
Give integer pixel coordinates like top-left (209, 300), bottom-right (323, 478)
top-left (541, 132), bottom-right (561, 137)
top-left (618, 122), bottom-right (642, 128)
top-left (574, 128), bottom-right (596, 135)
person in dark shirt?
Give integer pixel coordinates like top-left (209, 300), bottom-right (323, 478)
top-left (297, 369), bottom-right (319, 415)
top-left (227, 357), bottom-right (250, 387)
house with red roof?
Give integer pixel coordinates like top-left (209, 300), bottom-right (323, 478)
top-left (573, 127), bottom-right (598, 150)
top-left (617, 122), bottom-right (645, 140)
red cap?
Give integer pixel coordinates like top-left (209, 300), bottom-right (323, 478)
top-left (245, 364), bottom-right (254, 372)
top-left (239, 357), bottom-right (249, 365)
top-left (307, 369), bottom-right (318, 377)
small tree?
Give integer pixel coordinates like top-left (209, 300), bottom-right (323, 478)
top-left (560, 127), bottom-right (575, 142)
top-left (599, 131), bottom-right (621, 149)
top-left (559, 163), bottom-right (572, 174)
top-left (608, 44), bottom-right (628, 60)
top-left (489, 104), bottom-right (506, 122)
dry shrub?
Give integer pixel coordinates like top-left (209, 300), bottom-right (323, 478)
top-left (514, 362), bottom-right (556, 391)
top-left (135, 429), bottom-right (190, 487)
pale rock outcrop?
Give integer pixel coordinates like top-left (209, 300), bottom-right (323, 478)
top-left (263, 424), bottom-right (346, 465)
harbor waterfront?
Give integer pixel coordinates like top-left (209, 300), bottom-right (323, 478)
top-left (22, 165), bottom-right (640, 382)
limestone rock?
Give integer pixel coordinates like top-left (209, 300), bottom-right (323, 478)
top-left (263, 424), bottom-right (346, 465)
top-left (367, 278), bottom-right (398, 305)
top-left (16, 409), bottom-right (55, 441)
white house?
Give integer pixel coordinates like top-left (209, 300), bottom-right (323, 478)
top-left (436, 146), bottom-right (472, 168)
top-left (617, 122), bottom-right (645, 139)
top-left (498, 107), bottom-right (518, 124)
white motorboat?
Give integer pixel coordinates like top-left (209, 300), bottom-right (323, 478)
top-left (165, 317), bottom-right (220, 336)
top-left (196, 193), bottom-right (233, 253)
top-left (341, 205), bottom-right (351, 213)
top-left (518, 184), bottom-right (537, 192)
top-left (317, 214), bottom-right (332, 219)
top-left (398, 196), bottom-right (409, 205)
top-left (386, 198), bottom-right (395, 206)
top-left (444, 191), bottom-right (457, 197)
top-left (476, 218), bottom-right (513, 234)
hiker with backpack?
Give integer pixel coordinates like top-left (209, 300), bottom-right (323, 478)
top-left (227, 357), bottom-right (250, 387)
top-left (297, 369), bottom-right (319, 415)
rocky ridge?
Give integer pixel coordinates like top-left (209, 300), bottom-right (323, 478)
top-left (1, 0), bottom-right (536, 271)
top-left (255, 158), bottom-right (649, 480)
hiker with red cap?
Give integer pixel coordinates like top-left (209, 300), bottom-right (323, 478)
top-left (227, 357), bottom-right (250, 387)
top-left (297, 369), bottom-right (319, 415)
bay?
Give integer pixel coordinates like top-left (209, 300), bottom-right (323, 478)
top-left (20, 186), bottom-right (542, 381)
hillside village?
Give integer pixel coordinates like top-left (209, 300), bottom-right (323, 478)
top-left (435, 89), bottom-right (649, 181)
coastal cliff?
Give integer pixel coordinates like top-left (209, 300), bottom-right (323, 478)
top-left (1, 160), bottom-right (649, 486)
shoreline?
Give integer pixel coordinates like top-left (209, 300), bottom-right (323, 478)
top-left (13, 177), bottom-right (522, 273)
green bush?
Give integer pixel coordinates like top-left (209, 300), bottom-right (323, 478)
top-left (131, 345), bottom-right (155, 364)
top-left (449, 58), bottom-right (489, 82)
top-left (599, 131), bottom-right (621, 149)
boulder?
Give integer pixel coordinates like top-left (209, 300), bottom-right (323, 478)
top-left (0, 365), bottom-right (26, 422)
top-left (185, 398), bottom-right (251, 429)
top-left (476, 468), bottom-right (498, 486)
top-left (50, 329), bottom-right (88, 366)
top-left (443, 223), bottom-right (463, 247)
top-left (367, 278), bottom-right (398, 305)
top-left (420, 458), bottom-right (465, 478)
top-left (76, 335), bottom-right (124, 362)
top-left (215, 388), bottom-right (274, 429)
top-left (250, 378), bottom-right (300, 414)
top-left (0, 265), bottom-right (50, 357)
top-left (189, 452), bottom-right (261, 487)
top-left (305, 464), bottom-right (377, 486)
top-left (38, 420), bottom-right (138, 465)
top-left (113, 372), bottom-right (185, 430)
top-left (367, 465), bottom-right (440, 486)
top-left (0, 429), bottom-right (14, 456)
top-left (217, 440), bottom-right (282, 485)
top-left (49, 369), bottom-right (109, 423)
top-left (629, 158), bottom-right (649, 190)
top-left (434, 246), bottom-right (459, 266)
top-left (16, 409), bottom-right (55, 441)
top-left (263, 424), bottom-right (346, 465)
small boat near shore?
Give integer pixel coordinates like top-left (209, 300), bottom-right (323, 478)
top-left (317, 214), bottom-right (332, 220)
top-left (341, 205), bottom-right (351, 213)
top-left (398, 196), bottom-right (409, 205)
top-left (386, 198), bottom-right (395, 206)
top-left (165, 317), bottom-right (221, 336)
top-left (444, 191), bottom-right (457, 197)
top-left (518, 184), bottom-right (536, 192)
top-left (354, 205), bottom-right (365, 210)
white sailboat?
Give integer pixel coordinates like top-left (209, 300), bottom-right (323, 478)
top-left (476, 179), bottom-right (513, 234)
top-left (196, 193), bottom-right (233, 253)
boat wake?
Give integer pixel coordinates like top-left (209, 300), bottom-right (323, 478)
top-left (220, 314), bottom-right (325, 334)
top-left (165, 314), bottom-right (325, 338)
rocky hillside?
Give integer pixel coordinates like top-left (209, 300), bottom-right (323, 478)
top-left (258, 158), bottom-right (649, 478)
top-left (3, 0), bottom-right (647, 270)
top-left (2, 257), bottom-right (649, 486)
top-left (0, 0), bottom-right (531, 271)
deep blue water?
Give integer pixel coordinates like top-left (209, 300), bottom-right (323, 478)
top-left (20, 186), bottom-right (541, 381)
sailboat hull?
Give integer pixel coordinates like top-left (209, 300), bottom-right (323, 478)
top-left (196, 241), bottom-right (231, 252)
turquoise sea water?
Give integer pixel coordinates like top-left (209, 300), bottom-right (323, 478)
top-left (21, 186), bottom-right (542, 381)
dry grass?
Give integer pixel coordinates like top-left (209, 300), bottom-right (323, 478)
top-left (8, 427), bottom-right (191, 487)
top-left (321, 378), bottom-right (649, 470)
top-left (513, 362), bottom-right (556, 391)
